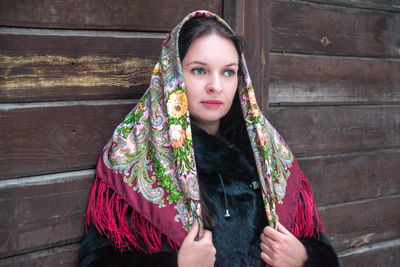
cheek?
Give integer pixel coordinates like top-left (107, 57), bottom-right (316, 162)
top-left (185, 81), bottom-right (200, 109)
top-left (226, 79), bottom-right (238, 101)
top-left (183, 75), bottom-right (193, 101)
top-left (186, 90), bottom-right (196, 110)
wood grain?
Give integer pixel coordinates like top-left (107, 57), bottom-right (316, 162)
top-left (0, 0), bottom-right (223, 31)
top-left (339, 239), bottom-right (400, 267)
top-left (0, 101), bottom-right (135, 179)
top-left (0, 170), bottom-right (93, 258)
top-left (310, 0), bottom-right (400, 12)
top-left (0, 243), bottom-right (80, 266)
top-left (0, 33), bottom-right (163, 102)
top-left (271, 0), bottom-right (400, 57)
top-left (269, 54), bottom-right (400, 104)
top-left (268, 105), bottom-right (400, 156)
top-left (321, 194), bottom-right (400, 252)
top-left (299, 149), bottom-right (400, 206)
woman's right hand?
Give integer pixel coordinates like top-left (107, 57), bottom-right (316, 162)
top-left (178, 220), bottom-right (216, 267)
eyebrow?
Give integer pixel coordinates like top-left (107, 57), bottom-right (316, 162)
top-left (185, 61), bottom-right (238, 68)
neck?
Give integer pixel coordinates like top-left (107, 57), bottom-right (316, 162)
top-left (192, 119), bottom-right (220, 135)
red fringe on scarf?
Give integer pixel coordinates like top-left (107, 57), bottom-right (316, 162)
top-left (292, 175), bottom-right (325, 239)
top-left (84, 176), bottom-right (179, 253)
top-left (86, 174), bottom-right (322, 252)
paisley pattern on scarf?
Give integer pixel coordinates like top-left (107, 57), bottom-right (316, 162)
top-left (99, 10), bottom-right (294, 233)
top-left (239, 80), bottom-right (294, 224)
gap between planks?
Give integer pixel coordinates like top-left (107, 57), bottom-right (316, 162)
top-left (269, 102), bottom-right (400, 108)
top-left (0, 99), bottom-right (138, 110)
top-left (0, 242), bottom-right (81, 262)
top-left (338, 238), bottom-right (400, 257)
top-left (293, 0), bottom-right (400, 13)
top-left (296, 147), bottom-right (400, 161)
top-left (0, 169), bottom-right (95, 187)
top-left (0, 26), bottom-right (168, 39)
top-left (318, 193), bottom-right (400, 211)
top-left (269, 51), bottom-right (400, 61)
top-left (269, 101), bottom-right (400, 107)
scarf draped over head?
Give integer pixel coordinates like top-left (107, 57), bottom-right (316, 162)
top-left (85, 10), bottom-right (323, 253)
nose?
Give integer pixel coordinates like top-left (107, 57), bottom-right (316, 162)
top-left (206, 73), bottom-right (222, 93)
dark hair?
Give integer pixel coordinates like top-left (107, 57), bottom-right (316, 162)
top-left (178, 17), bottom-right (244, 75)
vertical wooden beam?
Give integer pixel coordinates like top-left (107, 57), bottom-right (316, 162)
top-left (224, 0), bottom-right (271, 114)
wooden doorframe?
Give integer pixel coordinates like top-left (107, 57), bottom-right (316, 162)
top-left (223, 0), bottom-right (271, 114)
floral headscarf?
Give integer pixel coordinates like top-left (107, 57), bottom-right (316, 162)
top-left (85, 10), bottom-right (321, 253)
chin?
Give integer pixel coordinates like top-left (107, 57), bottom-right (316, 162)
top-left (190, 107), bottom-right (230, 125)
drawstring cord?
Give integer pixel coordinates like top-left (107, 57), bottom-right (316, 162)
top-left (217, 172), bottom-right (231, 219)
top-left (216, 172), bottom-right (260, 220)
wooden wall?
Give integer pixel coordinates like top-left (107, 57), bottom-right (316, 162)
top-left (267, 0), bottom-right (400, 266)
top-left (1, 0), bottom-right (399, 266)
top-left (0, 1), bottom-right (223, 265)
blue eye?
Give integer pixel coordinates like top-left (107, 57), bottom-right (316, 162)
top-left (224, 70), bottom-right (235, 77)
top-left (192, 68), bottom-right (204, 75)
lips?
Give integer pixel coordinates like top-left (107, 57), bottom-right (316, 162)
top-left (201, 100), bottom-right (222, 108)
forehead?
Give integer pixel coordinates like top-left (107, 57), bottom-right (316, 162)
top-left (183, 34), bottom-right (239, 65)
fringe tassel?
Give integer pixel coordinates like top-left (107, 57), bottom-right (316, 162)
top-left (292, 175), bottom-right (325, 239)
top-left (84, 176), bottom-right (179, 253)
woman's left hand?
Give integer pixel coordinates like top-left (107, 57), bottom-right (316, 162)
top-left (260, 221), bottom-right (307, 267)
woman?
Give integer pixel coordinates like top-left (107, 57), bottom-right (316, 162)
top-left (80, 11), bottom-right (340, 267)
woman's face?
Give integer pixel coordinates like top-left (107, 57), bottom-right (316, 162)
top-left (182, 33), bottom-right (239, 135)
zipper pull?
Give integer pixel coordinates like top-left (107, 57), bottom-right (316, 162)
top-left (249, 180), bottom-right (260, 190)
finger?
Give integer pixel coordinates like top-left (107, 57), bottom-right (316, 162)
top-left (260, 234), bottom-right (275, 251)
top-left (262, 225), bottom-right (282, 241)
top-left (202, 229), bottom-right (213, 241)
top-left (260, 240), bottom-right (273, 254)
top-left (185, 220), bottom-right (199, 242)
top-left (260, 251), bottom-right (273, 265)
top-left (276, 221), bottom-right (291, 235)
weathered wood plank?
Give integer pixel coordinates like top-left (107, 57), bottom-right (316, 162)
top-left (0, 30), bottom-right (165, 57)
top-left (0, 243), bottom-right (80, 266)
top-left (268, 105), bottom-right (400, 156)
top-left (321, 194), bottom-right (400, 252)
top-left (0, 101), bottom-right (135, 179)
top-left (308, 0), bottom-right (400, 12)
top-left (271, 0), bottom-right (400, 57)
top-left (0, 33), bottom-right (163, 102)
top-left (269, 54), bottom-right (400, 104)
top-left (0, 0), bottom-right (223, 31)
top-left (339, 239), bottom-right (400, 267)
top-left (0, 170), bottom-right (93, 258)
top-left (299, 149), bottom-right (400, 206)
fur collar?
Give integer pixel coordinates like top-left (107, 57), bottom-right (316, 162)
top-left (191, 98), bottom-right (258, 182)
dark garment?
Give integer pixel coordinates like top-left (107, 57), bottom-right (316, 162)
top-left (79, 107), bottom-right (340, 267)
top-left (80, 227), bottom-right (177, 267)
top-left (192, 114), bottom-right (267, 267)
